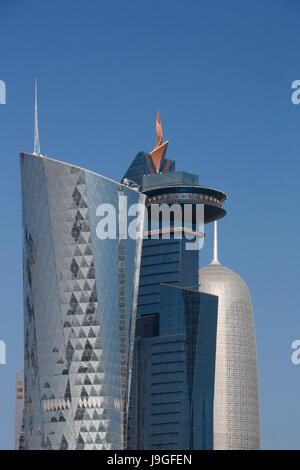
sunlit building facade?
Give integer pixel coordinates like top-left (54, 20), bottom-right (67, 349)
top-left (199, 251), bottom-right (260, 449)
top-left (21, 152), bottom-right (145, 450)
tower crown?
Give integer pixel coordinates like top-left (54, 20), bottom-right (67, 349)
top-left (150, 111), bottom-right (169, 173)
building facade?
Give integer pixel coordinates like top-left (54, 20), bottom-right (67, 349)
top-left (123, 114), bottom-right (228, 449)
top-left (19, 109), bottom-right (260, 450)
top-left (21, 152), bottom-right (145, 450)
top-left (14, 371), bottom-right (25, 450)
top-left (199, 261), bottom-right (260, 449)
top-left (128, 285), bottom-right (218, 450)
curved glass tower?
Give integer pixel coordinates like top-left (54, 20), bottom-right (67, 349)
top-left (20, 152), bottom-right (145, 450)
top-left (198, 223), bottom-right (260, 450)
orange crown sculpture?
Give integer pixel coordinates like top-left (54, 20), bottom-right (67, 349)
top-left (150, 111), bottom-right (169, 173)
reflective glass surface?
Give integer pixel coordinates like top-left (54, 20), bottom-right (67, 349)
top-left (128, 285), bottom-right (218, 450)
top-left (21, 153), bottom-right (145, 450)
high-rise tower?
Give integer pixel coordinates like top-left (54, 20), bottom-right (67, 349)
top-left (198, 222), bottom-right (260, 449)
top-left (19, 102), bottom-right (260, 450)
top-left (21, 152), bottom-right (145, 449)
top-left (124, 113), bottom-right (228, 449)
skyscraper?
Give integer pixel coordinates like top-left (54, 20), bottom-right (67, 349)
top-left (128, 284), bottom-right (218, 450)
top-left (198, 222), bottom-right (260, 449)
top-left (19, 100), bottom-right (260, 450)
top-left (124, 113), bottom-right (229, 449)
top-left (122, 114), bottom-right (227, 323)
top-left (21, 152), bottom-right (145, 449)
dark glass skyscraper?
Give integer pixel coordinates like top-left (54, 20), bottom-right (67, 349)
top-left (128, 285), bottom-right (218, 450)
top-left (123, 114), bottom-right (227, 449)
top-left (123, 151), bottom-right (175, 189)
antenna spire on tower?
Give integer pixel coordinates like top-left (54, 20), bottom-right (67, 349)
top-left (211, 221), bottom-right (221, 265)
top-left (33, 79), bottom-right (41, 156)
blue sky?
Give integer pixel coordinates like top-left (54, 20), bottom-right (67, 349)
top-left (0, 0), bottom-right (299, 449)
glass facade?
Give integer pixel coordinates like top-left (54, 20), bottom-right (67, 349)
top-left (124, 157), bottom-right (220, 449)
top-left (20, 152), bottom-right (145, 450)
top-left (143, 171), bottom-right (199, 190)
top-left (128, 285), bottom-right (218, 450)
top-left (137, 237), bottom-right (200, 318)
top-left (122, 151), bottom-right (175, 188)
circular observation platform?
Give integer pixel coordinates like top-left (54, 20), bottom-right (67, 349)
top-left (142, 184), bottom-right (227, 224)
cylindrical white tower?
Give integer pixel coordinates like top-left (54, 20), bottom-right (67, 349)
top-left (199, 222), bottom-right (260, 450)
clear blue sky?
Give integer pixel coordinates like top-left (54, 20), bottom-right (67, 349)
top-left (0, 0), bottom-right (299, 450)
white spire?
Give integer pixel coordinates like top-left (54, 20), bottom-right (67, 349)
top-left (210, 220), bottom-right (221, 265)
top-left (33, 79), bottom-right (41, 156)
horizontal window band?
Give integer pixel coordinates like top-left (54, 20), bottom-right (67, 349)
top-left (151, 380), bottom-right (184, 386)
top-left (151, 340), bottom-right (184, 347)
top-left (143, 241), bottom-right (181, 249)
top-left (139, 281), bottom-right (178, 288)
top-left (151, 371), bottom-right (184, 376)
top-left (151, 401), bottom-right (182, 406)
top-left (151, 421), bottom-right (180, 426)
top-left (141, 261), bottom-right (179, 269)
top-left (140, 270), bottom-right (179, 278)
top-left (150, 442), bottom-right (178, 447)
top-left (151, 350), bottom-right (184, 356)
top-left (151, 360), bottom-right (185, 365)
top-left (137, 301), bottom-right (159, 307)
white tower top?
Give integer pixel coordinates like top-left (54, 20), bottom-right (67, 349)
top-left (199, 226), bottom-right (260, 449)
top-left (210, 220), bottom-right (221, 265)
top-left (33, 79), bottom-right (41, 156)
